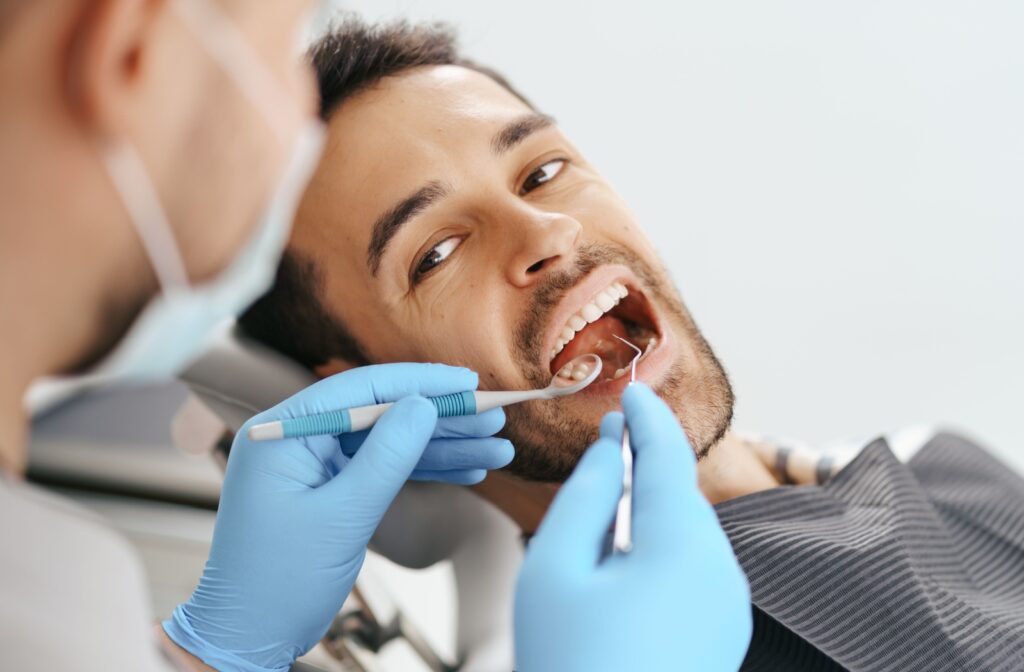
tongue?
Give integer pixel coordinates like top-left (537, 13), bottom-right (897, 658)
top-left (551, 315), bottom-right (637, 375)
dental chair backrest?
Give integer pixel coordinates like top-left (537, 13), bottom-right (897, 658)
top-left (178, 324), bottom-right (313, 433)
top-left (176, 325), bottom-right (521, 671)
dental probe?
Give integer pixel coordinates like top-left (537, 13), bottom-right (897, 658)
top-left (612, 335), bottom-right (642, 554)
top-left (248, 354), bottom-right (604, 441)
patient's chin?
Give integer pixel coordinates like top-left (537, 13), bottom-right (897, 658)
top-left (659, 358), bottom-right (735, 460)
top-left (500, 356), bottom-right (733, 483)
top-left (500, 404), bottom-right (597, 483)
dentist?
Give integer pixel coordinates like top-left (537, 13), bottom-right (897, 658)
top-left (0, 1), bottom-right (751, 670)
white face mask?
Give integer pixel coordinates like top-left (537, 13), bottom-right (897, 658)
top-left (92, 0), bottom-right (326, 382)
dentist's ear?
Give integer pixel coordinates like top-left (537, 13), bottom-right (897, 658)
top-left (65, 0), bottom-right (168, 132)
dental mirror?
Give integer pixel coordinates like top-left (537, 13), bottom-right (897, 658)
top-left (546, 353), bottom-right (604, 395)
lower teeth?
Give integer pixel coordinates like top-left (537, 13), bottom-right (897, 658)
top-left (607, 337), bottom-right (658, 381)
top-left (558, 359), bottom-right (594, 380)
top-left (554, 337), bottom-right (658, 382)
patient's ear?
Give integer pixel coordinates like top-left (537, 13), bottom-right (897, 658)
top-left (314, 357), bottom-right (363, 380)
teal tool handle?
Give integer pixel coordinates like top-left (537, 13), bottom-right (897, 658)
top-left (278, 390), bottom-right (478, 439)
top-left (280, 409), bottom-right (352, 438)
top-left (428, 389), bottom-right (478, 417)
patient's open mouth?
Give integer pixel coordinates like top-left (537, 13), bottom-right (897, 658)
top-left (546, 273), bottom-right (662, 384)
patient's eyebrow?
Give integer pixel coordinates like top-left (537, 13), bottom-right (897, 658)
top-left (367, 181), bottom-right (449, 276)
top-left (491, 113), bottom-right (556, 155)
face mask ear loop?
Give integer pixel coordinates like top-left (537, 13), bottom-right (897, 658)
top-left (172, 0), bottom-right (298, 147)
top-left (100, 139), bottom-right (190, 291)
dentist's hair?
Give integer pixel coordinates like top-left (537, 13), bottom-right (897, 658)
top-left (240, 16), bottom-right (532, 369)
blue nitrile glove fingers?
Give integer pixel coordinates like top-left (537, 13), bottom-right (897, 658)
top-left (515, 383), bottom-right (752, 672)
top-left (250, 363), bottom-right (488, 487)
top-left (526, 435), bottom-right (624, 575)
top-left (336, 407), bottom-right (512, 481)
top-left (430, 408), bottom-right (508, 438)
top-left (264, 362), bottom-right (479, 417)
top-left (598, 410), bottom-right (624, 440)
top-left (621, 383), bottom-right (698, 557)
top-left (164, 363), bottom-right (510, 672)
top-left (319, 396), bottom-right (437, 516)
top-left (407, 436), bottom-right (514, 471)
top-left (337, 407), bottom-right (508, 450)
top-left (409, 467), bottom-right (488, 485)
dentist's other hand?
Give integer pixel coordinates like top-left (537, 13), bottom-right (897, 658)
top-left (164, 363), bottom-right (512, 672)
top-left (514, 383), bottom-right (752, 672)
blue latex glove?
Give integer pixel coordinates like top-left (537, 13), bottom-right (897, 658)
top-left (514, 383), bottom-right (752, 672)
top-left (163, 363), bottom-right (512, 672)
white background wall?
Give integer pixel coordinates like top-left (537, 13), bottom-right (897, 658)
top-left (329, 0), bottom-right (1024, 469)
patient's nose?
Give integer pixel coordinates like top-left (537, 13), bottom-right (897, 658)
top-left (505, 211), bottom-right (582, 287)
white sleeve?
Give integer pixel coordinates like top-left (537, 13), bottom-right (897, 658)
top-left (0, 478), bottom-right (176, 672)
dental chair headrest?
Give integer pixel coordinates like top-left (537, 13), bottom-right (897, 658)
top-left (179, 324), bottom-right (315, 432)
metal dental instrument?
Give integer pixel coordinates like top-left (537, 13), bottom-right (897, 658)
top-left (248, 354), bottom-right (604, 441)
top-left (612, 335), bottom-right (641, 554)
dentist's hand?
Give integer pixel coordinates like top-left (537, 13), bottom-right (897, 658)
top-left (514, 384), bottom-right (752, 672)
top-left (164, 363), bottom-right (512, 672)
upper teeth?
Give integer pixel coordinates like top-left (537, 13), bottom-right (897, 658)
top-left (550, 281), bottom-right (629, 361)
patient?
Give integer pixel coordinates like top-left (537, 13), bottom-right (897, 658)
top-left (243, 19), bottom-right (777, 513)
top-left (240, 18), bottom-right (1024, 671)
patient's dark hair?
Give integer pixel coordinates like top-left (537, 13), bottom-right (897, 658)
top-left (239, 17), bottom-right (532, 369)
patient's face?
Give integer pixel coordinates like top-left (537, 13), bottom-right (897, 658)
top-left (292, 65), bottom-right (733, 481)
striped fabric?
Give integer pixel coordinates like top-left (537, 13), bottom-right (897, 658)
top-left (715, 433), bottom-right (1024, 671)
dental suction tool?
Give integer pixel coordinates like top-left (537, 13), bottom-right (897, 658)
top-left (248, 354), bottom-right (604, 441)
top-left (612, 335), bottom-right (641, 554)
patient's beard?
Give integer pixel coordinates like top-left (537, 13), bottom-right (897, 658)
top-left (502, 244), bottom-right (734, 483)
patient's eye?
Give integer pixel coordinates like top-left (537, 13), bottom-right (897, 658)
top-left (414, 235), bottom-right (464, 282)
top-left (520, 159), bottom-right (567, 195)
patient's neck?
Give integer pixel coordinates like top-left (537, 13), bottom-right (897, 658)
top-left (697, 431), bottom-right (781, 504)
top-left (472, 431), bottom-right (778, 535)
top-left (472, 473), bottom-right (559, 534)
